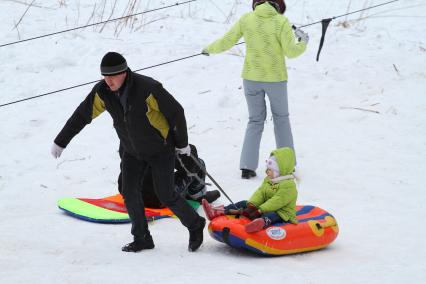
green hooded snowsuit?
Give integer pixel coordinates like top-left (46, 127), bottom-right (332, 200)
top-left (248, 147), bottom-right (298, 224)
top-left (205, 2), bottom-right (306, 82)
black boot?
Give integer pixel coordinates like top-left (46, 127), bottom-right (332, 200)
top-left (122, 234), bottom-right (155, 252)
top-left (241, 169), bottom-right (256, 179)
top-left (197, 190), bottom-right (221, 203)
top-left (188, 217), bottom-right (206, 252)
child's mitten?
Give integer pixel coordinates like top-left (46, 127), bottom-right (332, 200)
top-left (242, 203), bottom-right (262, 220)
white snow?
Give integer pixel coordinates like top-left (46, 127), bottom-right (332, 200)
top-left (1, 0), bottom-right (425, 283)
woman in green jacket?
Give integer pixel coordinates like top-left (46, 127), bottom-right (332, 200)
top-left (203, 0), bottom-right (308, 179)
top-left (202, 147), bottom-right (298, 233)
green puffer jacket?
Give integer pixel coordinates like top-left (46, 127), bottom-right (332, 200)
top-left (248, 147), bottom-right (298, 224)
top-left (205, 2), bottom-right (306, 82)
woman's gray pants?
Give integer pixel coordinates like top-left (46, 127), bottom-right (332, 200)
top-left (240, 79), bottom-right (295, 171)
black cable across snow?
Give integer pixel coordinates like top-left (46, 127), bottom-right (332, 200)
top-left (0, 53), bottom-right (202, 108)
top-left (0, 0), bottom-right (400, 108)
top-left (0, 0), bottom-right (196, 48)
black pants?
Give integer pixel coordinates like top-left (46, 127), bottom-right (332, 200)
top-left (121, 150), bottom-right (200, 241)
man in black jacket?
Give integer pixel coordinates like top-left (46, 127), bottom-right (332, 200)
top-left (51, 52), bottom-right (205, 252)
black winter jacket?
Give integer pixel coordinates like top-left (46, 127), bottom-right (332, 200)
top-left (54, 70), bottom-right (188, 157)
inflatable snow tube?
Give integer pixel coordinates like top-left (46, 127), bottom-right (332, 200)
top-left (208, 205), bottom-right (338, 256)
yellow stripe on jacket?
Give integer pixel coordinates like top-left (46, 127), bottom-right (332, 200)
top-left (92, 92), bottom-right (106, 119)
top-left (145, 94), bottom-right (169, 139)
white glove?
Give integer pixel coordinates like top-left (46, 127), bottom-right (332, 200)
top-left (294, 28), bottom-right (309, 44)
top-left (51, 143), bottom-right (64, 159)
top-left (176, 145), bottom-right (191, 156)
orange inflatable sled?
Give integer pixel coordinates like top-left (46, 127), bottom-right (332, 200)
top-left (208, 205), bottom-right (338, 256)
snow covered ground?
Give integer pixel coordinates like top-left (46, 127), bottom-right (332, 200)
top-left (0, 0), bottom-right (425, 283)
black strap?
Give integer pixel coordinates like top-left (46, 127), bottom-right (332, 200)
top-left (175, 154), bottom-right (209, 186)
top-left (316, 18), bottom-right (333, 61)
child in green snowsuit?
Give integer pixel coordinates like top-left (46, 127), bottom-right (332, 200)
top-left (202, 147), bottom-right (298, 233)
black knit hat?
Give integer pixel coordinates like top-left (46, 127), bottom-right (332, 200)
top-left (100, 52), bottom-right (128, 76)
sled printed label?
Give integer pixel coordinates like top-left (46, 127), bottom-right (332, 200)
top-left (266, 227), bottom-right (287, 240)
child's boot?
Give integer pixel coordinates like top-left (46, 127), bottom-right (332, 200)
top-left (202, 199), bottom-right (225, 221)
top-left (245, 217), bottom-right (272, 233)
top-left (244, 218), bottom-right (265, 233)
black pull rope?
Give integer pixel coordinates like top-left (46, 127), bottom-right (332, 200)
top-left (0, 0), bottom-right (196, 48)
top-left (189, 154), bottom-right (236, 206)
